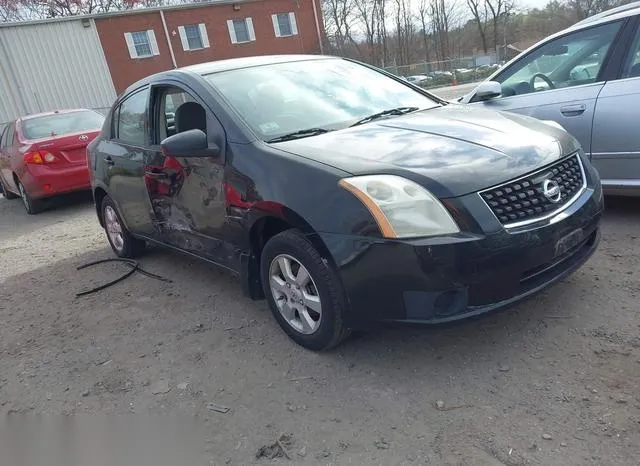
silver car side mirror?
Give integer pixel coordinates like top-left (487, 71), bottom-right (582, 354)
top-left (475, 81), bottom-right (502, 101)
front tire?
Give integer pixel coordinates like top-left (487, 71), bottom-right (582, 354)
top-left (260, 229), bottom-right (350, 351)
top-left (17, 180), bottom-right (43, 214)
top-left (101, 195), bottom-right (146, 258)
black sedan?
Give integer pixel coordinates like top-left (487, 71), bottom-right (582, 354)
top-left (88, 55), bottom-right (603, 351)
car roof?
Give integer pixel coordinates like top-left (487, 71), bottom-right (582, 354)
top-left (19, 108), bottom-right (96, 121)
top-left (564, 1), bottom-right (640, 33)
top-left (181, 54), bottom-right (334, 75)
top-left (122, 54), bottom-right (340, 96)
top-left (571, 1), bottom-right (640, 29)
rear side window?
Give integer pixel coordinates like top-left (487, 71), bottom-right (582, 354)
top-left (116, 88), bottom-right (150, 146)
top-left (22, 111), bottom-right (105, 140)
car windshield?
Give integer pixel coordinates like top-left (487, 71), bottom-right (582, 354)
top-left (204, 58), bottom-right (440, 141)
top-left (22, 110), bottom-right (105, 140)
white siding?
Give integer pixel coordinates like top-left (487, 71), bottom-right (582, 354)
top-left (0, 19), bottom-right (117, 124)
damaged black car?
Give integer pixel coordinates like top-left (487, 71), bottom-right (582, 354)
top-left (88, 55), bottom-right (603, 350)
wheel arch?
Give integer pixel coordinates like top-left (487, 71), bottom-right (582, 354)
top-left (241, 205), bottom-right (339, 300)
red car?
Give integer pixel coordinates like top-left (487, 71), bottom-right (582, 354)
top-left (0, 109), bottom-right (105, 214)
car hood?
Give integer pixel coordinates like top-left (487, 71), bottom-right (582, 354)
top-left (274, 104), bottom-right (581, 198)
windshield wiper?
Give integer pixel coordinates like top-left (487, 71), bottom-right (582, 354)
top-left (266, 128), bottom-right (332, 143)
top-left (350, 107), bottom-right (420, 127)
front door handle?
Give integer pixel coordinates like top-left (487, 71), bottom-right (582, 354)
top-left (105, 156), bottom-right (115, 166)
top-left (560, 104), bottom-right (586, 116)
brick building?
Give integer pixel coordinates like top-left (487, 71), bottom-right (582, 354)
top-left (0, 0), bottom-right (324, 123)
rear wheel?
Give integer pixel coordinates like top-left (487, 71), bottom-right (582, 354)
top-left (101, 195), bottom-right (146, 258)
top-left (260, 229), bottom-right (350, 351)
top-left (17, 180), bottom-right (43, 214)
top-left (0, 180), bottom-right (18, 200)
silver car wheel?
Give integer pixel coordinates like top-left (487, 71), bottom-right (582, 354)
top-left (269, 254), bottom-right (322, 335)
top-left (104, 205), bottom-right (124, 252)
top-left (18, 182), bottom-right (29, 211)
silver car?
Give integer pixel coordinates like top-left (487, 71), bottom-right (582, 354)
top-left (460, 2), bottom-right (640, 196)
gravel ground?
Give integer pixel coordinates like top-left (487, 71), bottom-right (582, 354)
top-left (1, 191), bottom-right (639, 466)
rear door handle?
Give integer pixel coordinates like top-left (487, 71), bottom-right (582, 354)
top-left (104, 156), bottom-right (115, 166)
top-left (560, 104), bottom-right (586, 116)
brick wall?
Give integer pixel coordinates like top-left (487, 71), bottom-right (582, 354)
top-left (95, 0), bottom-right (324, 94)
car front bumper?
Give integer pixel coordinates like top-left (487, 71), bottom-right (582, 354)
top-left (318, 178), bottom-right (603, 329)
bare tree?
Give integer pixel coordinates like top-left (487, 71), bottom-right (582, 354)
top-left (485, 0), bottom-right (515, 56)
top-left (417, 0), bottom-right (431, 63)
top-left (323, 0), bottom-right (358, 55)
top-left (467, 0), bottom-right (489, 53)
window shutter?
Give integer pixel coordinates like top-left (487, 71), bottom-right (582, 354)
top-left (227, 19), bottom-right (238, 44)
top-left (178, 26), bottom-right (189, 50)
top-left (272, 14), bottom-right (281, 37)
top-left (246, 17), bottom-right (256, 41)
top-left (124, 32), bottom-right (137, 59)
top-left (289, 12), bottom-right (298, 35)
top-left (199, 23), bottom-right (210, 48)
top-left (148, 30), bottom-right (160, 55)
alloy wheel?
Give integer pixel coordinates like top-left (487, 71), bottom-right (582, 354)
top-left (104, 205), bottom-right (124, 252)
top-left (268, 254), bottom-right (322, 335)
top-left (18, 182), bottom-right (29, 211)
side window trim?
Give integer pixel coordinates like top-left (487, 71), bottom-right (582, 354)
top-left (149, 81), bottom-right (208, 146)
top-left (113, 86), bottom-right (151, 148)
top-left (490, 19), bottom-right (625, 92)
top-left (604, 14), bottom-right (640, 80)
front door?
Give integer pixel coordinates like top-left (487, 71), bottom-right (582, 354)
top-left (591, 18), bottom-right (640, 189)
top-left (468, 20), bottom-right (623, 158)
top-left (144, 84), bottom-right (230, 266)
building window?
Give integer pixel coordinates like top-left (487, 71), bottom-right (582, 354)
top-left (178, 24), bottom-right (210, 51)
top-left (272, 12), bottom-right (298, 37)
top-left (227, 18), bottom-right (256, 44)
top-left (124, 30), bottom-right (160, 59)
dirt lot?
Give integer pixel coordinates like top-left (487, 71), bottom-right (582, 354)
top-left (1, 192), bottom-right (639, 465)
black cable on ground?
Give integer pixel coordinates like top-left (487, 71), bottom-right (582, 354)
top-left (76, 258), bottom-right (172, 297)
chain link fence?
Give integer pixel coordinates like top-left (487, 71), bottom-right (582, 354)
top-left (385, 57), bottom-right (501, 89)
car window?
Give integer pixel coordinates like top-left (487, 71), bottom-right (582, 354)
top-left (496, 21), bottom-right (621, 98)
top-left (0, 126), bottom-right (6, 148)
top-left (116, 88), bottom-right (150, 146)
top-left (21, 110), bottom-right (104, 140)
top-left (622, 25), bottom-right (640, 78)
top-left (204, 58), bottom-right (439, 141)
top-left (156, 88), bottom-right (200, 141)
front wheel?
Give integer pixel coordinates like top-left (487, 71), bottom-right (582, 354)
top-left (101, 195), bottom-right (146, 258)
top-left (260, 229), bottom-right (350, 351)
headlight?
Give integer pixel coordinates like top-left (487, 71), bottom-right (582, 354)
top-left (339, 175), bottom-right (460, 238)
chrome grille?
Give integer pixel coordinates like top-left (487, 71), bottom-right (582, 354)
top-left (480, 154), bottom-right (586, 227)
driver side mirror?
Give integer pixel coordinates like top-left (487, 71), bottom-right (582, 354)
top-left (475, 81), bottom-right (502, 101)
top-left (161, 129), bottom-right (220, 158)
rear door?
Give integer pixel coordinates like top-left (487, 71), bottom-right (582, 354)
top-left (0, 122), bottom-right (18, 193)
top-left (591, 15), bottom-right (640, 190)
top-left (468, 20), bottom-right (624, 157)
top-left (100, 87), bottom-right (156, 236)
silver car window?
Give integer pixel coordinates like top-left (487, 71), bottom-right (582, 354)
top-left (496, 21), bottom-right (622, 97)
